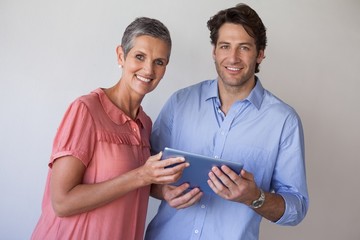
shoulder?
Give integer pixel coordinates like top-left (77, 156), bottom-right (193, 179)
top-left (75, 89), bottom-right (101, 106)
top-left (171, 80), bottom-right (215, 101)
top-left (262, 89), bottom-right (301, 123)
top-left (58, 90), bottom-right (102, 126)
top-left (176, 80), bottom-right (214, 93)
top-left (67, 89), bottom-right (103, 114)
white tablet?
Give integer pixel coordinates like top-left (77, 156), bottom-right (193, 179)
top-left (162, 147), bottom-right (243, 195)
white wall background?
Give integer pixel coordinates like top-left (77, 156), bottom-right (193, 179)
top-left (1, 0), bottom-right (359, 239)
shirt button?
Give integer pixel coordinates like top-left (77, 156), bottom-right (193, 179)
top-left (194, 229), bottom-right (199, 234)
top-left (214, 156), bottom-right (219, 159)
top-left (201, 204), bottom-right (206, 209)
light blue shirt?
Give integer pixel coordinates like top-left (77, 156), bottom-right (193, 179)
top-left (145, 78), bottom-right (309, 240)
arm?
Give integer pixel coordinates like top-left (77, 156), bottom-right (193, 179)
top-left (207, 111), bottom-right (309, 224)
top-left (51, 152), bottom-right (188, 217)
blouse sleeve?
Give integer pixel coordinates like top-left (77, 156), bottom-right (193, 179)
top-left (49, 99), bottom-right (96, 168)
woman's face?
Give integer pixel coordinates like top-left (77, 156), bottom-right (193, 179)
top-left (117, 35), bottom-right (170, 97)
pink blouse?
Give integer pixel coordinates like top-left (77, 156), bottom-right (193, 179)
top-left (31, 88), bottom-right (152, 240)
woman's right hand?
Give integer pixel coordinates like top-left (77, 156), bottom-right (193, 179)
top-left (140, 151), bottom-right (189, 185)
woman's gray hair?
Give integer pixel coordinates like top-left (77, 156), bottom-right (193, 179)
top-left (121, 17), bottom-right (172, 60)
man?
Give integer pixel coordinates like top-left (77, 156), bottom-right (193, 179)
top-left (145, 4), bottom-right (309, 240)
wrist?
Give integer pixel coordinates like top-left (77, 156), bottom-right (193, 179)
top-left (250, 188), bottom-right (265, 209)
top-left (150, 184), bottom-right (165, 200)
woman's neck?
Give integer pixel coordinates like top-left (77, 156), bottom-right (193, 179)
top-left (104, 82), bottom-right (142, 120)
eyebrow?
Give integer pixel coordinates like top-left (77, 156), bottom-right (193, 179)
top-left (133, 50), bottom-right (168, 61)
top-left (217, 41), bottom-right (253, 45)
top-left (217, 41), bottom-right (256, 50)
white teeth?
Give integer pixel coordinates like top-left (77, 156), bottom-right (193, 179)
top-left (227, 67), bottom-right (240, 71)
top-left (136, 75), bottom-right (151, 83)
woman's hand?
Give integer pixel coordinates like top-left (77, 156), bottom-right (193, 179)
top-left (139, 151), bottom-right (189, 185)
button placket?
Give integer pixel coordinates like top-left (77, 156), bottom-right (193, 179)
top-left (128, 121), bottom-right (141, 142)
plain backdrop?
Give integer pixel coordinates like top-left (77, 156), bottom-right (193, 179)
top-left (1, 0), bottom-right (360, 239)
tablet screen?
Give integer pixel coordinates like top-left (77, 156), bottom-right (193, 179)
top-left (161, 147), bottom-right (244, 195)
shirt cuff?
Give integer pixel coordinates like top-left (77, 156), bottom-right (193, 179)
top-left (275, 192), bottom-right (308, 226)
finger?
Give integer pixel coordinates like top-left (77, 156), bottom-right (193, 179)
top-left (208, 172), bottom-right (232, 199)
top-left (207, 178), bottom-right (219, 194)
top-left (160, 161), bottom-right (189, 175)
top-left (208, 169), bottom-right (225, 190)
top-left (149, 158), bottom-right (189, 185)
top-left (146, 151), bottom-right (163, 163)
top-left (160, 157), bottom-right (187, 168)
top-left (239, 169), bottom-right (254, 182)
top-left (207, 176), bottom-right (232, 200)
top-left (210, 166), bottom-right (235, 188)
top-left (153, 172), bottom-right (179, 184)
top-left (220, 165), bottom-right (242, 184)
top-left (163, 183), bottom-right (190, 202)
top-left (175, 191), bottom-right (203, 209)
top-left (155, 166), bottom-right (188, 184)
top-left (208, 172), bottom-right (239, 200)
top-left (170, 188), bottom-right (203, 209)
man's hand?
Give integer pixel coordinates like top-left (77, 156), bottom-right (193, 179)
top-left (207, 166), bottom-right (259, 205)
top-left (152, 183), bottom-right (203, 209)
top-left (208, 165), bottom-right (285, 222)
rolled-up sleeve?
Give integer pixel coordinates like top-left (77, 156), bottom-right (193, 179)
top-left (276, 192), bottom-right (309, 225)
top-left (272, 113), bottom-right (309, 225)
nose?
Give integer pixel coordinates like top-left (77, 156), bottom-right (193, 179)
top-left (142, 60), bottom-right (154, 75)
top-left (228, 48), bottom-right (240, 62)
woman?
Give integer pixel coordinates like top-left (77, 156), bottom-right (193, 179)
top-left (31, 17), bottom-right (187, 240)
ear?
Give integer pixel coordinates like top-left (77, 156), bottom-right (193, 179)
top-left (256, 49), bottom-right (265, 64)
top-left (212, 45), bottom-right (216, 61)
top-left (116, 45), bottom-right (125, 66)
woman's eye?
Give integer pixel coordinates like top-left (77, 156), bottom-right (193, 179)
top-left (136, 54), bottom-right (144, 61)
top-left (155, 59), bottom-right (164, 66)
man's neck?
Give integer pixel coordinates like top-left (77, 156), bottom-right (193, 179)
top-left (217, 78), bottom-right (256, 115)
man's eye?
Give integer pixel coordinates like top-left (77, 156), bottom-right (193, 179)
top-left (220, 45), bottom-right (229, 49)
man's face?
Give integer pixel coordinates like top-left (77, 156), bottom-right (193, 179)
top-left (213, 23), bottom-right (264, 94)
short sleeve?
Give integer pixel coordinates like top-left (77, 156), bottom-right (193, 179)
top-left (50, 99), bottom-right (96, 167)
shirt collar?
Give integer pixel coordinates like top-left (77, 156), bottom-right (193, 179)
top-left (204, 80), bottom-right (219, 100)
top-left (204, 76), bottom-right (264, 110)
top-left (247, 77), bottom-right (264, 110)
top-left (93, 88), bottom-right (145, 127)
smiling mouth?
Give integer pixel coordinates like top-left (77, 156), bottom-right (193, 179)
top-left (226, 66), bottom-right (241, 71)
top-left (136, 74), bottom-right (152, 83)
